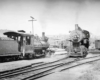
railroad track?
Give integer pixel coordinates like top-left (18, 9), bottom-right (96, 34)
top-left (1, 55), bottom-right (100, 80)
top-left (21, 55), bottom-right (100, 80)
top-left (0, 56), bottom-right (69, 79)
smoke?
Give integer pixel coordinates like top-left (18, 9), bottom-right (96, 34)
top-left (39, 0), bottom-right (58, 32)
top-left (75, 1), bottom-right (83, 24)
top-left (75, 0), bottom-right (90, 24)
top-left (39, 19), bottom-right (47, 32)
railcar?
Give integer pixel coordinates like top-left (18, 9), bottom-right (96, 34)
top-left (67, 24), bottom-right (90, 57)
top-left (0, 30), bottom-right (49, 60)
top-left (95, 40), bottom-right (100, 50)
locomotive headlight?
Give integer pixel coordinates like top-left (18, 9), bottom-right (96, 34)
top-left (70, 31), bottom-right (81, 42)
top-left (73, 34), bottom-right (80, 42)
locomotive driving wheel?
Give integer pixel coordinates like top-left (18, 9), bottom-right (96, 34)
top-left (80, 45), bottom-right (88, 57)
top-left (27, 53), bottom-right (33, 59)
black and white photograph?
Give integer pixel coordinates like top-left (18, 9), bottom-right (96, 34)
top-left (0, 0), bottom-right (100, 80)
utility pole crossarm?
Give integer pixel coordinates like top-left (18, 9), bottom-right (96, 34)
top-left (28, 20), bottom-right (37, 21)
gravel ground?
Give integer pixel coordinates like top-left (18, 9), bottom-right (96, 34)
top-left (38, 54), bottom-right (100, 80)
top-left (1, 49), bottom-right (100, 80)
top-left (78, 60), bottom-right (100, 80)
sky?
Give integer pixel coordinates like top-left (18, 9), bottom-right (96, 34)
top-left (0, 0), bottom-right (100, 36)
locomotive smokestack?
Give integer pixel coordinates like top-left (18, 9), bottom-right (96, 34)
top-left (42, 32), bottom-right (45, 37)
top-left (75, 24), bottom-right (82, 31)
top-left (42, 32), bottom-right (48, 42)
top-left (75, 24), bottom-right (78, 30)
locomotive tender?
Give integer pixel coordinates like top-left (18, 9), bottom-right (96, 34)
top-left (67, 24), bottom-right (90, 57)
top-left (0, 30), bottom-right (49, 60)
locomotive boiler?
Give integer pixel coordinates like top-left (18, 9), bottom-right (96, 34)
top-left (67, 24), bottom-right (90, 57)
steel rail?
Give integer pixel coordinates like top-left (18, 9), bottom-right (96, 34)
top-left (0, 56), bottom-right (69, 79)
top-left (1, 54), bottom-right (100, 80)
top-left (21, 55), bottom-right (100, 80)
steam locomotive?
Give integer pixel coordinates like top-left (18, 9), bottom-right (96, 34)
top-left (67, 24), bottom-right (90, 57)
top-left (0, 30), bottom-right (49, 61)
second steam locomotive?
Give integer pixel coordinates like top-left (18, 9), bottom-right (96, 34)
top-left (67, 24), bottom-right (90, 57)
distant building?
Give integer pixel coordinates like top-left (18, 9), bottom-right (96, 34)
top-left (48, 38), bottom-right (61, 47)
top-left (48, 35), bottom-right (68, 48)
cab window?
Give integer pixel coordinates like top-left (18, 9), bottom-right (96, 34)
top-left (26, 36), bottom-right (31, 45)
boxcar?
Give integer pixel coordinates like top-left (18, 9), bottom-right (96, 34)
top-left (95, 40), bottom-right (100, 50)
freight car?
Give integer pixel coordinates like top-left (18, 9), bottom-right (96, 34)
top-left (0, 30), bottom-right (49, 61)
top-left (95, 40), bottom-right (100, 50)
top-left (67, 24), bottom-right (90, 57)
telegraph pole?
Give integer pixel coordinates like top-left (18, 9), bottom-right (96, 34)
top-left (28, 16), bottom-right (36, 34)
top-left (28, 16), bottom-right (36, 55)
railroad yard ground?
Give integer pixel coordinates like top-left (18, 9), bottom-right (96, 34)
top-left (0, 48), bottom-right (67, 72)
top-left (1, 48), bottom-right (100, 80)
top-left (38, 51), bottom-right (100, 80)
top-left (38, 60), bottom-right (100, 80)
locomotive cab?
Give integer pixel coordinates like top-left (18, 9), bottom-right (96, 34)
top-left (4, 31), bottom-right (35, 59)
